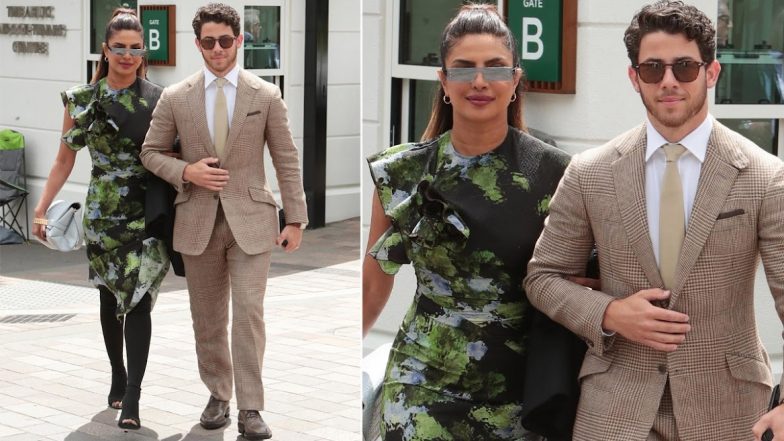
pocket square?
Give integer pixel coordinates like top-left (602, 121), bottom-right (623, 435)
top-left (247, 110), bottom-right (261, 116)
top-left (716, 208), bottom-right (745, 220)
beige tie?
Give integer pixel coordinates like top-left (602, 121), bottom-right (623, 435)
top-left (213, 77), bottom-right (229, 160)
top-left (659, 143), bottom-right (687, 289)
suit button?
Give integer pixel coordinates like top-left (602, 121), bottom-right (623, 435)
top-left (213, 194), bottom-right (219, 200)
top-left (658, 364), bottom-right (667, 374)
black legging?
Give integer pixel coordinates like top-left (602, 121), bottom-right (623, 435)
top-left (99, 287), bottom-right (151, 396)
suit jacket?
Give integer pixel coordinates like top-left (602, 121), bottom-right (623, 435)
top-left (140, 69), bottom-right (307, 256)
top-left (525, 120), bottom-right (784, 440)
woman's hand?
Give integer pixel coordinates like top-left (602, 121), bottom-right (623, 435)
top-left (32, 213), bottom-right (46, 242)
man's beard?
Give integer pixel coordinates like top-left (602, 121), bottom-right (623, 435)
top-left (640, 81), bottom-right (707, 128)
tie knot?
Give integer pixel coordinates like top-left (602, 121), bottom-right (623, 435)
top-left (663, 143), bottom-right (686, 162)
top-left (215, 77), bottom-right (227, 89)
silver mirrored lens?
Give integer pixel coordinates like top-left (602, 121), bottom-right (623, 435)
top-left (109, 47), bottom-right (147, 57)
top-left (445, 67), bottom-right (515, 82)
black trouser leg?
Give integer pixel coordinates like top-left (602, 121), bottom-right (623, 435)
top-left (99, 287), bottom-right (126, 406)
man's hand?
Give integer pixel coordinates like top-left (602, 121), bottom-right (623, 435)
top-left (752, 404), bottom-right (784, 441)
top-left (602, 288), bottom-right (690, 352)
top-left (276, 225), bottom-right (302, 252)
top-left (183, 157), bottom-right (229, 191)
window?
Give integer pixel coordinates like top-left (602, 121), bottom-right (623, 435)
top-left (90, 0), bottom-right (137, 55)
top-left (409, 80), bottom-right (440, 142)
top-left (398, 0), bottom-right (494, 66)
top-left (715, 0), bottom-right (784, 105)
top-left (718, 119), bottom-right (779, 155)
top-left (391, 0), bottom-right (501, 145)
top-left (243, 4), bottom-right (284, 76)
top-left (714, 0), bottom-right (783, 160)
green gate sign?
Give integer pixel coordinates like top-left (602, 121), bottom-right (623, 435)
top-left (140, 5), bottom-right (176, 66)
top-left (509, 0), bottom-right (563, 83)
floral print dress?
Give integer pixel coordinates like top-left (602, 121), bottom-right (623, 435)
top-left (368, 127), bottom-right (570, 440)
top-left (61, 77), bottom-right (169, 316)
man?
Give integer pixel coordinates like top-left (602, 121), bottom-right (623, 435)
top-left (140, 3), bottom-right (307, 439)
top-left (524, 1), bottom-right (784, 440)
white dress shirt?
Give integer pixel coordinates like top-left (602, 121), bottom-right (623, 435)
top-left (204, 64), bottom-right (240, 144)
top-left (645, 116), bottom-right (713, 265)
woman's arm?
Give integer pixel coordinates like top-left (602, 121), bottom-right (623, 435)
top-left (32, 108), bottom-right (77, 241)
top-left (362, 191), bottom-right (396, 336)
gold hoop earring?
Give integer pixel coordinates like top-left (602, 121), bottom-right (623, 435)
top-left (443, 95), bottom-right (451, 105)
top-left (510, 93), bottom-right (517, 102)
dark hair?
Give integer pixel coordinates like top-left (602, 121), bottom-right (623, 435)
top-left (421, 3), bottom-right (525, 142)
top-left (624, 0), bottom-right (716, 65)
top-left (92, 8), bottom-right (146, 84)
top-left (192, 3), bottom-right (241, 39)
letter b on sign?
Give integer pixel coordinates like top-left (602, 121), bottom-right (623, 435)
top-left (149, 29), bottom-right (161, 50)
top-left (522, 17), bottom-right (543, 60)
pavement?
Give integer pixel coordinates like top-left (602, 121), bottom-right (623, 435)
top-left (0, 218), bottom-right (360, 441)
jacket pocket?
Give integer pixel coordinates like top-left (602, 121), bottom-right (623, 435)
top-left (174, 190), bottom-right (191, 205)
top-left (578, 352), bottom-right (612, 381)
top-left (248, 187), bottom-right (280, 208)
top-left (726, 352), bottom-right (772, 387)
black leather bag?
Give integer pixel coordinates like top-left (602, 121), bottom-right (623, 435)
top-left (520, 309), bottom-right (586, 441)
top-left (521, 249), bottom-right (599, 441)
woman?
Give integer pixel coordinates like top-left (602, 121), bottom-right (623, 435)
top-left (33, 8), bottom-right (169, 430)
top-left (363, 4), bottom-right (572, 440)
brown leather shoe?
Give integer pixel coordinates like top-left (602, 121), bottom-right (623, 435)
top-left (200, 396), bottom-right (230, 429)
top-left (238, 410), bottom-right (272, 440)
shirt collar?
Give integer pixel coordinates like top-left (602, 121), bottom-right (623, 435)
top-left (645, 116), bottom-right (712, 163)
top-left (203, 63), bottom-right (240, 89)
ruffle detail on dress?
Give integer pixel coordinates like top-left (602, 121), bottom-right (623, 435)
top-left (366, 134), bottom-right (471, 273)
top-left (60, 81), bottom-right (120, 151)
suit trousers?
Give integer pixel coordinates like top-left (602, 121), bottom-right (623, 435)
top-left (647, 380), bottom-right (678, 441)
top-left (182, 204), bottom-right (272, 410)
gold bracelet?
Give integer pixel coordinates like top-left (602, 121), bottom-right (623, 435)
top-left (33, 217), bottom-right (48, 225)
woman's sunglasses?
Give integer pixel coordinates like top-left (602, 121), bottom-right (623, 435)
top-left (633, 60), bottom-right (707, 84)
top-left (444, 66), bottom-right (517, 82)
top-left (200, 36), bottom-right (237, 50)
top-left (108, 47), bottom-right (147, 57)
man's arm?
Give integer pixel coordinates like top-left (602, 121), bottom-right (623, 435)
top-left (140, 87), bottom-right (229, 192)
top-left (140, 87), bottom-right (189, 191)
top-left (525, 153), bottom-right (690, 354)
top-left (751, 164), bottom-right (784, 440)
top-left (524, 154), bottom-right (617, 355)
top-left (264, 85), bottom-right (308, 228)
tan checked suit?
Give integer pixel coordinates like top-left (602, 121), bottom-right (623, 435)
top-left (140, 69), bottom-right (307, 410)
top-left (525, 120), bottom-right (784, 440)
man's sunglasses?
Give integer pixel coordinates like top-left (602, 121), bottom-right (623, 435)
top-left (444, 66), bottom-right (517, 82)
top-left (108, 47), bottom-right (146, 57)
top-left (200, 36), bottom-right (236, 50)
top-left (633, 60), bottom-right (707, 84)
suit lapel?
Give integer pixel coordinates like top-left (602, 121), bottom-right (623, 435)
top-left (223, 70), bottom-right (258, 160)
top-left (611, 125), bottom-right (664, 288)
top-left (668, 122), bottom-right (748, 306)
top-left (185, 72), bottom-right (217, 157)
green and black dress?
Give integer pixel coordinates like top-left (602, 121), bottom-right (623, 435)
top-left (61, 77), bottom-right (169, 316)
top-left (368, 127), bottom-right (570, 440)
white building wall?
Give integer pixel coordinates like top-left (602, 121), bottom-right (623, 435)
top-left (363, 0), bottom-right (783, 372)
top-left (0, 0), bottom-right (359, 232)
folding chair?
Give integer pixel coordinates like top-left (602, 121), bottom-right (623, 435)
top-left (0, 129), bottom-right (29, 242)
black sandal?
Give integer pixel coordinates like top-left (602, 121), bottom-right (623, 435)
top-left (118, 385), bottom-right (141, 430)
top-left (107, 369), bottom-right (127, 409)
